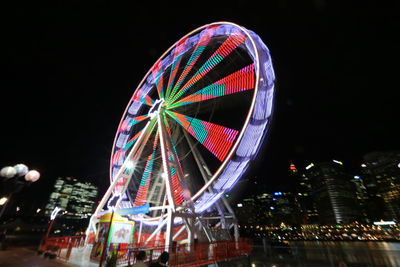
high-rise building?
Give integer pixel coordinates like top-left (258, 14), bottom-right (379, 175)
top-left (350, 175), bottom-right (369, 222)
top-left (361, 151), bottom-right (400, 220)
top-left (45, 177), bottom-right (98, 219)
top-left (305, 161), bottom-right (361, 224)
top-left (291, 163), bottom-right (319, 224)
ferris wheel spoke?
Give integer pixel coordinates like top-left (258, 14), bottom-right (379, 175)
top-left (166, 110), bottom-right (239, 161)
top-left (134, 131), bottom-right (159, 206)
top-left (166, 32), bottom-right (247, 105)
top-left (132, 87), bottom-right (155, 106)
top-left (167, 64), bottom-right (255, 109)
top-left (160, 115), bottom-right (188, 205)
top-left (164, 38), bottom-right (188, 100)
top-left (167, 26), bottom-right (219, 103)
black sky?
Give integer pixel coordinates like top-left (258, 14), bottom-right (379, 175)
top-left (1, 1), bottom-right (399, 206)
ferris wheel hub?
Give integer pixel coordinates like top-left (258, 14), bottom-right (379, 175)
top-left (148, 98), bottom-right (165, 119)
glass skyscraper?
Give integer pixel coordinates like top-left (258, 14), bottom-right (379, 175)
top-left (45, 177), bottom-right (98, 219)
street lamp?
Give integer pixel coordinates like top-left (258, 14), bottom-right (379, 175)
top-left (0, 164), bottom-right (41, 219)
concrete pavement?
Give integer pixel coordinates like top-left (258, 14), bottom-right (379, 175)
top-left (0, 247), bottom-right (73, 267)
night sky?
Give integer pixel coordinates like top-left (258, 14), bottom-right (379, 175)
top-left (1, 1), bottom-right (399, 207)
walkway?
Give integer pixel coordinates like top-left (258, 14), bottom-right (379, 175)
top-left (0, 247), bottom-right (72, 267)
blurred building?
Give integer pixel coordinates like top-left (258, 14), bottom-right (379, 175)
top-left (350, 175), bottom-right (369, 222)
top-left (361, 151), bottom-right (400, 221)
top-left (291, 163), bottom-right (319, 224)
top-left (305, 161), bottom-right (361, 224)
top-left (45, 177), bottom-right (98, 219)
top-left (235, 191), bottom-right (298, 228)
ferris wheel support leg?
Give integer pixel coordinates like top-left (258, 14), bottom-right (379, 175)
top-left (183, 130), bottom-right (228, 230)
top-left (144, 218), bottom-right (167, 246)
top-left (137, 219), bottom-right (143, 247)
top-left (165, 207), bottom-right (174, 252)
top-left (220, 196), bottom-right (239, 242)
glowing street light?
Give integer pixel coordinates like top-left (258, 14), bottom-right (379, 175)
top-left (25, 170), bottom-right (40, 182)
top-left (0, 197), bottom-right (8, 206)
top-left (0, 164), bottom-right (40, 220)
top-left (41, 206), bottom-right (62, 249)
top-left (50, 206), bottom-right (61, 220)
top-left (0, 166), bottom-right (17, 179)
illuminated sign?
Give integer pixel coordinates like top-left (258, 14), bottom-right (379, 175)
top-left (117, 204), bottom-right (150, 215)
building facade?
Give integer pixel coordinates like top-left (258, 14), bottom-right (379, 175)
top-left (361, 151), bottom-right (400, 221)
top-left (305, 161), bottom-right (361, 224)
top-left (45, 177), bottom-right (98, 219)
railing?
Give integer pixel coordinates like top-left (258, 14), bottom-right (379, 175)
top-left (38, 235), bottom-right (86, 260)
top-left (40, 235), bottom-right (252, 266)
top-left (116, 239), bottom-right (252, 267)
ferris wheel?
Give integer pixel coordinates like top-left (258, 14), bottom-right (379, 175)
top-left (93, 22), bottom-right (275, 245)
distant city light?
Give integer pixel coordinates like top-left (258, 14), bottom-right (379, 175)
top-left (354, 176), bottom-right (360, 179)
top-left (16, 207), bottom-right (20, 212)
top-left (237, 203), bottom-right (243, 207)
top-left (333, 160), bottom-right (343, 165)
top-left (374, 221), bottom-right (396, 226)
top-left (289, 163), bottom-right (297, 171)
top-left (305, 163), bottom-right (314, 170)
top-left (398, 163), bottom-right (400, 168)
top-left (36, 208), bottom-right (41, 213)
top-left (273, 192), bottom-right (282, 196)
top-left (0, 197), bottom-right (8, 205)
top-left (361, 163), bottom-right (367, 168)
top-left (270, 206), bottom-right (275, 210)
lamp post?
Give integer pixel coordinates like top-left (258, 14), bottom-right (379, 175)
top-left (0, 164), bottom-right (40, 219)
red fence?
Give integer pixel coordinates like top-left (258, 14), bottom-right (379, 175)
top-left (38, 235), bottom-right (86, 260)
top-left (40, 236), bottom-right (252, 266)
top-left (115, 239), bottom-right (252, 267)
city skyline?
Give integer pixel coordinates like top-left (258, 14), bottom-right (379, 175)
top-left (1, 2), bottom-right (399, 206)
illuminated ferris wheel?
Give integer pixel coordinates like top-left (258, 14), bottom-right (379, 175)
top-left (93, 22), bottom-right (275, 246)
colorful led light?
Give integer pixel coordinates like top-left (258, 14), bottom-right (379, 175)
top-left (167, 110), bottom-right (238, 161)
top-left (167, 32), bottom-right (247, 105)
top-left (167, 26), bottom-right (219, 101)
top-left (169, 64), bottom-right (255, 109)
top-left (134, 134), bottom-right (159, 206)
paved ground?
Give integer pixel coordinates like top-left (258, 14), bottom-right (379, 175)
top-left (0, 247), bottom-right (72, 267)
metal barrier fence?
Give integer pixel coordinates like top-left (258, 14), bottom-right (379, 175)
top-left (38, 235), bottom-right (86, 260)
top-left (118, 239), bottom-right (252, 267)
top-left (40, 235), bottom-right (252, 266)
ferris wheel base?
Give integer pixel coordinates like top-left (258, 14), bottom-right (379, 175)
top-left (85, 196), bottom-right (239, 253)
